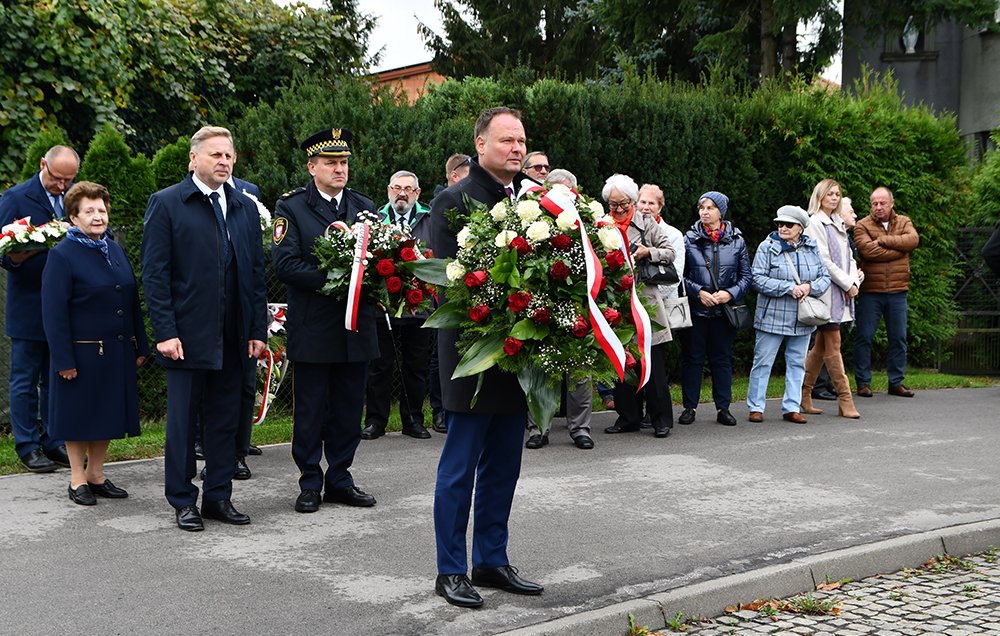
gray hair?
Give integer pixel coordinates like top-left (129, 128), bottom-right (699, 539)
top-left (43, 145), bottom-right (80, 165)
top-left (601, 173), bottom-right (639, 202)
top-left (190, 126), bottom-right (234, 152)
top-left (389, 170), bottom-right (419, 189)
top-left (523, 150), bottom-right (547, 169)
top-left (547, 168), bottom-right (577, 188)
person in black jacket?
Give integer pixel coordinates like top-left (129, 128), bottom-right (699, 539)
top-left (141, 126), bottom-right (268, 531)
top-left (430, 107), bottom-right (543, 608)
top-left (271, 128), bottom-right (380, 514)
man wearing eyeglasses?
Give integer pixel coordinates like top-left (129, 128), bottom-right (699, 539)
top-left (362, 171), bottom-right (435, 440)
top-left (521, 151), bottom-right (550, 183)
top-left (0, 145), bottom-right (79, 473)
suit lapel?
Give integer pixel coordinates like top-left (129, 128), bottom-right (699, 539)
top-left (28, 177), bottom-right (56, 221)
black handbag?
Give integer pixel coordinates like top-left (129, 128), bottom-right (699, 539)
top-left (634, 223), bottom-right (680, 285)
top-left (702, 245), bottom-right (752, 330)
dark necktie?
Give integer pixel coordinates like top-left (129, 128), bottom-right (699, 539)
top-left (209, 192), bottom-right (231, 266)
top-left (330, 196), bottom-right (340, 219)
top-left (53, 195), bottom-right (64, 219)
top-left (504, 186), bottom-right (514, 201)
top-left (396, 211), bottom-right (408, 226)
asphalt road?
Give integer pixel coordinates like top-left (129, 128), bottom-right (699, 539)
top-left (1, 385), bottom-right (998, 635)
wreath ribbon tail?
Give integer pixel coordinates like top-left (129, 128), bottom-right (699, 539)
top-left (345, 223), bottom-right (370, 332)
top-left (619, 229), bottom-right (652, 392)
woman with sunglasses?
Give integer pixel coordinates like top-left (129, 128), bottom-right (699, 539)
top-left (746, 206), bottom-right (830, 423)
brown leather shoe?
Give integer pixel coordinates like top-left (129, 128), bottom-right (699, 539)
top-left (748, 412), bottom-right (764, 423)
top-left (856, 384), bottom-right (873, 398)
top-left (888, 384), bottom-right (915, 398)
top-left (782, 412), bottom-right (807, 424)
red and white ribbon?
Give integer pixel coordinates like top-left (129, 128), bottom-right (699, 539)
top-left (538, 189), bottom-right (628, 381)
top-left (345, 222), bottom-right (370, 331)
top-left (253, 349), bottom-right (275, 425)
top-left (616, 229), bottom-right (652, 391)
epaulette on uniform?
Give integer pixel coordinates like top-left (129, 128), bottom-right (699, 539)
top-left (279, 187), bottom-right (306, 200)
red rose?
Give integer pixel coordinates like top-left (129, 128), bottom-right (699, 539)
top-left (550, 234), bottom-right (572, 250)
top-left (423, 248), bottom-right (434, 259)
top-left (510, 236), bottom-right (532, 256)
top-left (406, 288), bottom-right (424, 306)
top-left (503, 337), bottom-right (523, 356)
top-left (400, 246), bottom-right (418, 262)
top-left (625, 350), bottom-right (638, 370)
top-left (605, 250), bottom-right (625, 269)
top-left (386, 276), bottom-right (403, 293)
top-left (531, 307), bottom-right (551, 324)
top-left (550, 260), bottom-right (571, 282)
top-left (375, 259), bottom-right (396, 277)
top-left (465, 270), bottom-right (488, 288)
top-left (599, 276), bottom-right (608, 291)
top-left (616, 275), bottom-right (634, 291)
top-left (469, 305), bottom-right (490, 323)
top-left (507, 291), bottom-right (531, 313)
top-left (602, 307), bottom-right (621, 326)
top-left (571, 316), bottom-right (589, 338)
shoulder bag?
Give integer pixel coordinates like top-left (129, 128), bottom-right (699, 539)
top-left (662, 280), bottom-right (693, 330)
top-left (634, 223), bottom-right (680, 285)
top-left (703, 245), bottom-right (752, 330)
top-left (781, 251), bottom-right (831, 326)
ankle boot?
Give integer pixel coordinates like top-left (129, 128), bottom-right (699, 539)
top-left (801, 334), bottom-right (826, 415)
top-left (823, 337), bottom-right (859, 419)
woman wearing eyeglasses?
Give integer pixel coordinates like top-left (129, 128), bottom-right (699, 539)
top-left (678, 191), bottom-right (752, 427)
top-left (746, 206), bottom-right (830, 423)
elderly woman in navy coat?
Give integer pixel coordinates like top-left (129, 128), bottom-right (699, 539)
top-left (41, 182), bottom-right (149, 506)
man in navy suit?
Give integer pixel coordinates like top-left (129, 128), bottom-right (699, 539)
top-left (141, 126), bottom-right (268, 531)
top-left (272, 128), bottom-right (379, 514)
top-left (430, 107), bottom-right (543, 607)
top-left (0, 145), bottom-right (78, 473)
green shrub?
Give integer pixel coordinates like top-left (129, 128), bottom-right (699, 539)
top-left (150, 136), bottom-right (190, 192)
top-left (18, 126), bottom-right (71, 182)
top-left (972, 130), bottom-right (1000, 225)
top-left (77, 124), bottom-right (155, 224)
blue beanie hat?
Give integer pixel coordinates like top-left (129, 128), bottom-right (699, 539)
top-left (698, 191), bottom-right (729, 218)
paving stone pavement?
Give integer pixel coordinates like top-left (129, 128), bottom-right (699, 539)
top-left (682, 551), bottom-right (1000, 635)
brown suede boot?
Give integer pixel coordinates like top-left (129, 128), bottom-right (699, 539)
top-left (801, 332), bottom-right (826, 415)
top-left (823, 331), bottom-right (860, 419)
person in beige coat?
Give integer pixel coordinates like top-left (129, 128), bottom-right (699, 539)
top-left (802, 179), bottom-right (861, 418)
top-left (600, 174), bottom-right (676, 438)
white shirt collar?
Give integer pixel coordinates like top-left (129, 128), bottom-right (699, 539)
top-left (192, 174), bottom-right (227, 217)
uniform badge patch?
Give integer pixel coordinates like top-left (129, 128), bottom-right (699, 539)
top-left (273, 218), bottom-right (288, 244)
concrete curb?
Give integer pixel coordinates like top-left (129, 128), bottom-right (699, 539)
top-left (499, 518), bottom-right (1000, 636)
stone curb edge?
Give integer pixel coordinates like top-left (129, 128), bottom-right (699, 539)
top-left (498, 518), bottom-right (1000, 636)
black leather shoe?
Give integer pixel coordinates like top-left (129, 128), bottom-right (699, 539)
top-left (202, 499), bottom-right (250, 525)
top-left (402, 424), bottom-right (432, 439)
top-left (573, 434), bottom-right (594, 449)
top-left (435, 574), bottom-right (484, 608)
top-left (194, 441), bottom-right (205, 460)
top-left (324, 485), bottom-right (376, 507)
top-left (68, 484), bottom-right (97, 506)
top-left (20, 448), bottom-right (57, 473)
top-left (360, 424), bottom-right (386, 440)
top-left (432, 411), bottom-right (448, 433)
top-left (247, 444), bottom-right (262, 456)
top-left (678, 408), bottom-right (696, 425)
top-left (653, 425), bottom-right (671, 438)
top-left (471, 565), bottom-right (543, 595)
top-left (295, 489), bottom-right (321, 513)
top-left (525, 433), bottom-right (548, 449)
top-left (44, 444), bottom-right (71, 468)
top-left (716, 409), bottom-right (737, 426)
top-left (812, 387), bottom-right (838, 401)
top-left (234, 458), bottom-right (251, 480)
top-left (175, 505), bottom-right (204, 531)
top-left (604, 423), bottom-right (640, 434)
top-left (88, 479), bottom-right (128, 498)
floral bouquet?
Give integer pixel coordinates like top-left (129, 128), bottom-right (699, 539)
top-left (0, 218), bottom-right (68, 256)
top-left (412, 184), bottom-right (656, 432)
top-left (312, 211), bottom-right (436, 329)
top-left (254, 303), bottom-right (289, 425)
top-left (239, 190), bottom-right (273, 236)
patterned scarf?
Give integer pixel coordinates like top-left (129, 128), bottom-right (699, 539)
top-left (66, 226), bottom-right (111, 267)
top-left (702, 221), bottom-right (726, 244)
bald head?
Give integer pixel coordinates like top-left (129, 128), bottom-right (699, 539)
top-left (39, 145), bottom-right (80, 196)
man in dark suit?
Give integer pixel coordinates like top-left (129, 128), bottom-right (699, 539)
top-left (271, 128), bottom-right (379, 514)
top-left (0, 145), bottom-right (78, 473)
top-left (362, 170), bottom-right (434, 441)
top-left (141, 126), bottom-right (268, 531)
top-left (430, 107), bottom-right (543, 608)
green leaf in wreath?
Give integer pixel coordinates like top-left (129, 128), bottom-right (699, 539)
top-left (509, 318), bottom-right (549, 340)
top-left (403, 258), bottom-right (450, 286)
top-left (452, 333), bottom-right (505, 378)
top-left (517, 363), bottom-right (560, 435)
top-left (423, 300), bottom-right (467, 329)
top-left (489, 248), bottom-right (516, 284)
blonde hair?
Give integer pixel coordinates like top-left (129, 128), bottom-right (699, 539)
top-left (190, 126), bottom-right (234, 152)
top-left (807, 178), bottom-right (842, 216)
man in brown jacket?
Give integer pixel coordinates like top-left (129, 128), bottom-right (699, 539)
top-left (853, 187), bottom-right (920, 398)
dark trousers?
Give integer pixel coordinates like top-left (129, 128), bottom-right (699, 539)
top-left (434, 410), bottom-right (526, 574)
top-left (679, 315), bottom-right (737, 410)
top-left (9, 338), bottom-right (61, 457)
top-left (613, 343), bottom-right (673, 428)
top-left (854, 291), bottom-right (908, 386)
top-left (194, 359), bottom-right (255, 457)
top-left (428, 329), bottom-right (443, 414)
top-left (291, 360), bottom-right (368, 492)
top-left (365, 318), bottom-right (431, 428)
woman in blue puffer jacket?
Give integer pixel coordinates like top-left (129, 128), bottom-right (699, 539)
top-left (678, 191), bottom-right (753, 427)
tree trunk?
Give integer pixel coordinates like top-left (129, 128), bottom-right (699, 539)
top-left (760, 0), bottom-right (778, 79)
top-left (780, 20), bottom-right (797, 74)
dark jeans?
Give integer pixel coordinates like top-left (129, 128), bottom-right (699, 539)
top-left (854, 291), bottom-right (908, 386)
top-left (9, 338), bottom-right (61, 457)
top-left (679, 315), bottom-right (737, 410)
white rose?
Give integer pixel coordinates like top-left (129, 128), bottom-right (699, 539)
top-left (525, 220), bottom-right (551, 243)
top-left (446, 260), bottom-right (466, 281)
top-left (28, 230), bottom-right (45, 243)
top-left (516, 200), bottom-right (542, 224)
top-left (548, 183), bottom-right (573, 198)
top-left (494, 229), bottom-right (518, 248)
top-left (0, 236), bottom-right (10, 247)
top-left (555, 210), bottom-right (580, 232)
top-left (489, 201), bottom-right (508, 221)
top-left (457, 226), bottom-right (474, 248)
top-left (598, 226), bottom-right (622, 251)
top-left (587, 200), bottom-right (605, 219)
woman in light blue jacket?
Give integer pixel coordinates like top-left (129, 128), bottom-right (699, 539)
top-left (746, 206), bottom-right (830, 423)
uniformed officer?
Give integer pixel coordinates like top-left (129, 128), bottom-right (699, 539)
top-left (271, 128), bottom-right (380, 513)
